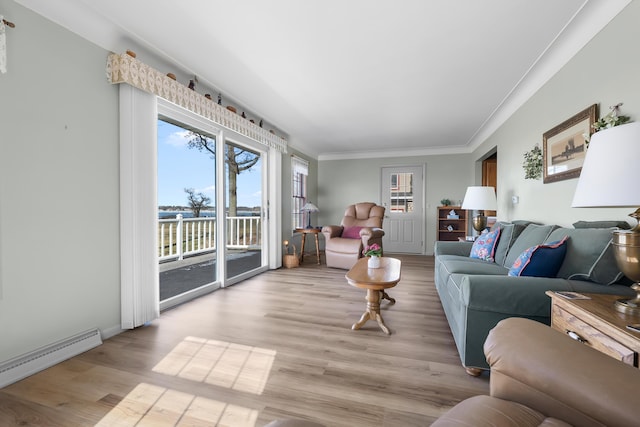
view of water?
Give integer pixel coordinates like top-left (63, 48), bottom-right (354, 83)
top-left (158, 210), bottom-right (259, 219)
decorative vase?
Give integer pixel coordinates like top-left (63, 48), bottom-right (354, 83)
top-left (368, 256), bottom-right (381, 268)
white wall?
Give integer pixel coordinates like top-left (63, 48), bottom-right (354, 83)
top-left (0, 2), bottom-right (121, 361)
top-left (319, 154), bottom-right (472, 254)
top-left (474, 2), bottom-right (640, 227)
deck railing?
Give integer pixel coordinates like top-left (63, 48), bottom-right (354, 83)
top-left (158, 214), bottom-right (261, 261)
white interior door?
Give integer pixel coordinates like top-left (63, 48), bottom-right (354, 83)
top-left (381, 165), bottom-right (424, 254)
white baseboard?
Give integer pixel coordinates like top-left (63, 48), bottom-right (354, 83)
top-left (0, 328), bottom-right (102, 388)
top-left (100, 324), bottom-right (125, 340)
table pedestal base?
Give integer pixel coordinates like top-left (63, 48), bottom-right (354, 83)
top-left (352, 288), bottom-right (393, 334)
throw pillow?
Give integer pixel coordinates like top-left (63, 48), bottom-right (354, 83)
top-left (549, 228), bottom-right (624, 285)
top-left (508, 236), bottom-right (569, 277)
top-left (469, 228), bottom-right (501, 262)
top-left (342, 226), bottom-right (363, 239)
top-left (503, 224), bottom-right (559, 268)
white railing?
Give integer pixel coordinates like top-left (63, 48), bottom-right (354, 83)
top-left (158, 214), bottom-right (261, 262)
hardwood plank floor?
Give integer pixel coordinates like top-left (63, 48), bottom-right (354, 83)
top-left (0, 254), bottom-right (488, 426)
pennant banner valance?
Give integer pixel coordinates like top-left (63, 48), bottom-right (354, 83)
top-left (106, 52), bottom-right (287, 153)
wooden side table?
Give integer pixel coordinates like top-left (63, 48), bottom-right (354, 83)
top-left (295, 228), bottom-right (322, 265)
top-left (346, 257), bottom-right (401, 334)
top-left (547, 291), bottom-right (640, 368)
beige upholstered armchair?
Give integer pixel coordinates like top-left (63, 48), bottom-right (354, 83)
top-left (321, 202), bottom-right (385, 269)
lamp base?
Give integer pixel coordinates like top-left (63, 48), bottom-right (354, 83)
top-left (472, 215), bottom-right (487, 233)
top-left (615, 284), bottom-right (640, 314)
top-left (612, 221), bottom-right (640, 314)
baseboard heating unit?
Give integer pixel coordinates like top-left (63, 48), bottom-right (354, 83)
top-left (0, 328), bottom-right (102, 388)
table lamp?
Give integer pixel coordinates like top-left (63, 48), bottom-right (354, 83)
top-left (461, 186), bottom-right (497, 233)
top-left (572, 122), bottom-right (640, 314)
top-left (301, 202), bottom-right (319, 229)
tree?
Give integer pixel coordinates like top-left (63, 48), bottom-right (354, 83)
top-left (184, 188), bottom-right (211, 218)
top-left (187, 132), bottom-right (259, 217)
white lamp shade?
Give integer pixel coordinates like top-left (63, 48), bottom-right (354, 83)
top-left (461, 186), bottom-right (497, 211)
top-left (572, 122), bottom-right (640, 207)
top-left (301, 202), bottom-right (319, 212)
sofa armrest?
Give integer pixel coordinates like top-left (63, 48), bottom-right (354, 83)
top-left (359, 227), bottom-right (384, 239)
top-left (360, 227), bottom-right (384, 251)
top-left (321, 225), bottom-right (343, 239)
top-left (434, 241), bottom-right (473, 257)
top-left (485, 317), bottom-right (639, 427)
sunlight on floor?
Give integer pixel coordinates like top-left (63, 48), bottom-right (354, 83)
top-left (95, 382), bottom-right (259, 426)
top-left (152, 336), bottom-right (277, 395)
top-left (96, 338), bottom-right (277, 426)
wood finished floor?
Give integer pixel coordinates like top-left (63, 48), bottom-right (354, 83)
top-left (0, 254), bottom-right (488, 426)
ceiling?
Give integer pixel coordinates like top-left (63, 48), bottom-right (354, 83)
top-left (16, 0), bottom-right (630, 159)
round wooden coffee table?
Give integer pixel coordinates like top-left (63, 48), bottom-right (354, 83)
top-left (345, 257), bottom-right (401, 334)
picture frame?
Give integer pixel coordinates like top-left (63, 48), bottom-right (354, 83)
top-left (543, 104), bottom-right (597, 184)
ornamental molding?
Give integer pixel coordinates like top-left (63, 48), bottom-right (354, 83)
top-left (106, 52), bottom-right (287, 153)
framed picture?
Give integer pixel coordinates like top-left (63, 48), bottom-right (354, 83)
top-left (543, 104), bottom-right (597, 184)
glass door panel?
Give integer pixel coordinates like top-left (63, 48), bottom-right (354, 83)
top-left (157, 119), bottom-right (218, 303)
top-left (224, 140), bottom-right (264, 281)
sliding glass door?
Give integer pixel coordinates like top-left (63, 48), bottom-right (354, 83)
top-left (157, 119), bottom-right (219, 305)
top-left (156, 102), bottom-right (269, 308)
top-left (224, 140), bottom-right (265, 283)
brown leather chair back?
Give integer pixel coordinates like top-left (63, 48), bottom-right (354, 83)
top-left (341, 202), bottom-right (384, 228)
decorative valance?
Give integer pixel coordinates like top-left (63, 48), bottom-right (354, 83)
top-left (106, 52), bottom-right (287, 153)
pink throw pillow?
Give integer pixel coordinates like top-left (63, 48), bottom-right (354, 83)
top-left (342, 226), bottom-right (363, 239)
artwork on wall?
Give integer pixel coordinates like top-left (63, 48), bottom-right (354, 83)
top-left (543, 104), bottom-right (597, 184)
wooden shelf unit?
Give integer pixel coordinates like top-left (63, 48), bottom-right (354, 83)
top-left (437, 206), bottom-right (468, 241)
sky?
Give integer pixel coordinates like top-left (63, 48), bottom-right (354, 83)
top-left (157, 120), bottom-right (262, 208)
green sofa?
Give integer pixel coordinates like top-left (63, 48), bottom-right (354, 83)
top-left (434, 221), bottom-right (634, 375)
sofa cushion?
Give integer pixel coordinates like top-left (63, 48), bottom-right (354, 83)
top-left (504, 224), bottom-right (558, 268)
top-left (341, 226), bottom-right (362, 239)
top-left (469, 228), bottom-right (501, 261)
top-left (547, 228), bottom-right (623, 285)
top-left (573, 220), bottom-right (630, 230)
top-left (440, 257), bottom-right (509, 277)
top-left (492, 222), bottom-right (528, 267)
top-left (508, 236), bottom-right (568, 277)
top-left (512, 220), bottom-right (542, 227)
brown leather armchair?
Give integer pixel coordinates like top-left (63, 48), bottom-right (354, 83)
top-left (321, 202), bottom-right (385, 269)
top-left (432, 317), bottom-right (639, 427)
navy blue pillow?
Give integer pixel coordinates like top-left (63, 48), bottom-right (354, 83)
top-left (508, 236), bottom-right (569, 277)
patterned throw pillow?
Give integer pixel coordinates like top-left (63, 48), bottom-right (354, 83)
top-left (508, 236), bottom-right (569, 277)
top-left (469, 228), bottom-right (501, 262)
top-left (342, 226), bottom-right (363, 239)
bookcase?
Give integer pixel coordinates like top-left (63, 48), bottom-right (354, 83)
top-left (437, 206), bottom-right (469, 241)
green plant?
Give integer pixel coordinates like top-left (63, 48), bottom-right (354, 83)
top-left (523, 145), bottom-right (542, 180)
top-left (585, 103), bottom-right (631, 145)
top-left (440, 198), bottom-right (451, 206)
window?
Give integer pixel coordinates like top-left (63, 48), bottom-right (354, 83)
top-left (291, 156), bottom-right (309, 230)
top-left (389, 172), bottom-right (414, 213)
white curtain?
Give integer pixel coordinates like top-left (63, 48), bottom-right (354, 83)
top-left (119, 85), bottom-right (160, 329)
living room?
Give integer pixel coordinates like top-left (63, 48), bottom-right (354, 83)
top-left (1, 1), bottom-right (640, 425)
